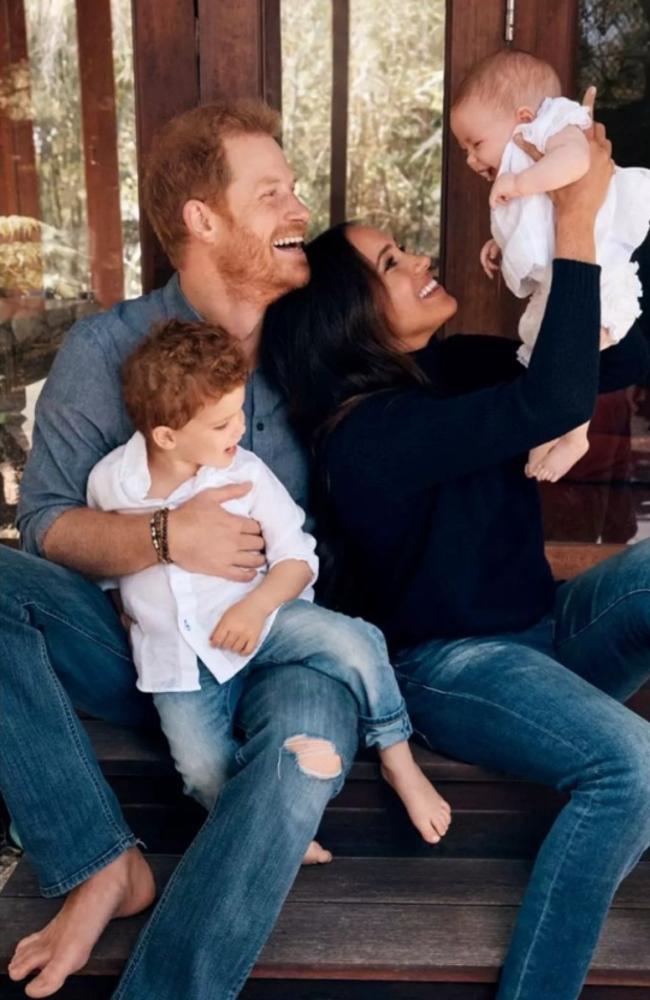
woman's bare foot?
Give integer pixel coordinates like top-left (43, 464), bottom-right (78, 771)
top-left (380, 742), bottom-right (451, 844)
top-left (8, 847), bottom-right (155, 998)
top-left (527, 431), bottom-right (589, 483)
top-left (302, 840), bottom-right (333, 865)
top-left (525, 439), bottom-right (557, 479)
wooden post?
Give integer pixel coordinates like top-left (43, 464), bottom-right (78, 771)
top-left (440, 0), bottom-right (579, 338)
top-left (198, 0), bottom-right (281, 106)
top-left (75, 0), bottom-right (124, 307)
top-left (131, 0), bottom-right (199, 292)
top-left (0, 0), bottom-right (42, 295)
top-left (330, 0), bottom-right (349, 226)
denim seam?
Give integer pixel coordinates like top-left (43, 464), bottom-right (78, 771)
top-left (357, 704), bottom-right (409, 726)
top-left (510, 782), bottom-right (601, 1000)
top-left (40, 834), bottom-right (137, 897)
top-left (23, 598), bottom-right (133, 662)
top-left (394, 671), bottom-right (592, 761)
top-left (34, 627), bottom-right (134, 855)
top-left (555, 588), bottom-right (650, 648)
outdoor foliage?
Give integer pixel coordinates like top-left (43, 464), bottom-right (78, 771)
top-left (281, 0), bottom-right (445, 259)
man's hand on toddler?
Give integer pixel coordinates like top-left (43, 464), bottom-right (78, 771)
top-left (480, 238), bottom-right (502, 278)
top-left (489, 171), bottom-right (521, 207)
top-left (210, 596), bottom-right (267, 655)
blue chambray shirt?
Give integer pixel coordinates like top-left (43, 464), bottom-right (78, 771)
top-left (17, 273), bottom-right (311, 555)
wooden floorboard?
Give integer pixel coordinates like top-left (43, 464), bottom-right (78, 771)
top-left (3, 859), bottom-right (650, 984)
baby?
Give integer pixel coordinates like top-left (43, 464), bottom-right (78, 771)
top-left (451, 48), bottom-right (650, 482)
top-left (87, 319), bottom-right (451, 860)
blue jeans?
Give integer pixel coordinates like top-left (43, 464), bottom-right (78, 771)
top-left (154, 599), bottom-right (411, 809)
top-left (394, 538), bottom-right (650, 1000)
top-left (0, 545), bottom-right (359, 999)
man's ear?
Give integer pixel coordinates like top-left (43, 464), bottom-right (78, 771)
top-left (181, 199), bottom-right (222, 245)
top-left (151, 425), bottom-right (177, 451)
top-left (515, 105), bottom-right (536, 124)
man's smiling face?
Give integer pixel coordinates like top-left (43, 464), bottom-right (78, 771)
top-left (210, 133), bottom-right (311, 306)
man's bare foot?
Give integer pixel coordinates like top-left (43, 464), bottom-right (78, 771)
top-left (8, 848), bottom-right (155, 998)
top-left (380, 743), bottom-right (451, 844)
top-left (302, 840), bottom-right (333, 865)
top-left (527, 434), bottom-right (589, 483)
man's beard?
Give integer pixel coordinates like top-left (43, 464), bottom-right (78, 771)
top-left (211, 221), bottom-right (307, 306)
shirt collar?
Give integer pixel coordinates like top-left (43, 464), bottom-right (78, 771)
top-left (119, 431), bottom-right (153, 501)
top-left (162, 272), bottom-right (203, 322)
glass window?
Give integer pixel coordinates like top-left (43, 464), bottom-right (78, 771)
top-left (280, 0), bottom-right (445, 263)
top-left (540, 0), bottom-right (650, 546)
top-left (0, 0), bottom-right (139, 540)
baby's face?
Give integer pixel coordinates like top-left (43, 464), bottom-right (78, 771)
top-left (172, 385), bottom-right (247, 469)
top-left (450, 98), bottom-right (518, 181)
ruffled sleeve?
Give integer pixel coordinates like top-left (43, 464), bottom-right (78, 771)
top-left (516, 96), bottom-right (591, 154)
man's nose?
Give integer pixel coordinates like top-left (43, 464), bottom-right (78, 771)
top-left (287, 191), bottom-right (310, 224)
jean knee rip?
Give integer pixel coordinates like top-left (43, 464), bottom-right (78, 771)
top-left (279, 733), bottom-right (343, 780)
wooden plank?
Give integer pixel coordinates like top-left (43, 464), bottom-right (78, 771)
top-left (2, 894), bottom-right (650, 983)
top-left (545, 542), bottom-right (625, 580)
top-left (75, 0), bottom-right (124, 307)
top-left (132, 0), bottom-right (198, 293)
top-left (8, 855), bottom-right (650, 910)
top-left (511, 0), bottom-right (579, 94)
top-left (329, 0), bottom-right (349, 226)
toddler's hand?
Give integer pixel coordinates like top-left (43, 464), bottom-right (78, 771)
top-left (489, 172), bottom-right (520, 208)
top-left (480, 239), bottom-right (501, 279)
top-left (210, 597), bottom-right (267, 656)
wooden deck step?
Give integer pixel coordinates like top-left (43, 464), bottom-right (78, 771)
top-left (2, 857), bottom-right (650, 997)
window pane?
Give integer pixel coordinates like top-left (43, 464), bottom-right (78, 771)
top-left (347, 0), bottom-right (445, 262)
top-left (0, 0), bottom-right (139, 540)
top-left (541, 0), bottom-right (650, 545)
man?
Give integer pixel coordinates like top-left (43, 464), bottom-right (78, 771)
top-left (1, 101), bottom-right (360, 1000)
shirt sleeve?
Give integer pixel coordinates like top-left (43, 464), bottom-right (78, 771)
top-left (326, 259), bottom-right (601, 496)
top-left (16, 318), bottom-right (125, 555)
top-left (248, 461), bottom-right (319, 583)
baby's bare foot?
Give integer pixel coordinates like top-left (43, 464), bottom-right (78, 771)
top-left (381, 758), bottom-right (451, 844)
top-left (302, 840), bottom-right (333, 865)
top-left (8, 847), bottom-right (155, 998)
top-left (530, 434), bottom-right (589, 483)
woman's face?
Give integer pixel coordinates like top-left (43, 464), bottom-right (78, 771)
top-left (346, 225), bottom-right (458, 350)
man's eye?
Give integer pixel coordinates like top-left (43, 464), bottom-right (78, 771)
top-left (262, 189), bottom-right (277, 199)
top-left (214, 424), bottom-right (228, 431)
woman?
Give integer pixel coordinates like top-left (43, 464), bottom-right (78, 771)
top-left (262, 124), bottom-right (650, 1000)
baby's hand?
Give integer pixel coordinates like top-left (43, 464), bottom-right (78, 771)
top-left (489, 172), bottom-right (521, 208)
top-left (210, 596), bottom-right (267, 656)
top-left (480, 239), bottom-right (501, 279)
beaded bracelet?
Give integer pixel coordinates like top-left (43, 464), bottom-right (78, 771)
top-left (150, 507), bottom-right (173, 564)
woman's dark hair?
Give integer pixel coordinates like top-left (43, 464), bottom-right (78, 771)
top-left (261, 222), bottom-right (427, 444)
top-left (261, 222), bottom-right (429, 613)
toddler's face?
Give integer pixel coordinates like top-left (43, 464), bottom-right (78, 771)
top-left (172, 385), bottom-right (247, 469)
top-left (450, 98), bottom-right (518, 181)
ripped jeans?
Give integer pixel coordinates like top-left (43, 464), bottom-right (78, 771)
top-left (154, 598), bottom-right (412, 810)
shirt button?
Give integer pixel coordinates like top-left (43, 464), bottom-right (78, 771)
top-left (256, 422), bottom-right (265, 431)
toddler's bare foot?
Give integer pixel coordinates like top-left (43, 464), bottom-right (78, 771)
top-left (528, 434), bottom-right (589, 483)
top-left (302, 840), bottom-right (333, 865)
top-left (8, 847), bottom-right (155, 998)
top-left (380, 747), bottom-right (451, 844)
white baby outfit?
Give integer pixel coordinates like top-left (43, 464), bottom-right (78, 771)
top-left (87, 432), bottom-right (318, 693)
top-left (491, 96), bottom-right (650, 366)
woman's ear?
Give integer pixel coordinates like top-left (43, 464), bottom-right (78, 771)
top-left (515, 105), bottom-right (536, 124)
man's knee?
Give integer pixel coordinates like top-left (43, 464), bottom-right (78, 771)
top-left (282, 735), bottom-right (343, 779)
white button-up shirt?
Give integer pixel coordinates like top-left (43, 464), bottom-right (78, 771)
top-left (87, 432), bottom-right (318, 692)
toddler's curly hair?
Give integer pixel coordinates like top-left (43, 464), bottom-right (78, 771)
top-left (123, 320), bottom-right (249, 435)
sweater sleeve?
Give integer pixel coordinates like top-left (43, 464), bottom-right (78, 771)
top-left (326, 259), bottom-right (601, 495)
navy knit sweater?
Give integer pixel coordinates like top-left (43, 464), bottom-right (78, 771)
top-left (321, 260), bottom-right (649, 648)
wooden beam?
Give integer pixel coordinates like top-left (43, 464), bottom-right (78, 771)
top-left (131, 0), bottom-right (199, 292)
top-left (440, 1), bottom-right (579, 338)
top-left (329, 0), bottom-right (349, 226)
top-left (198, 0), bottom-right (281, 107)
top-left (75, 0), bottom-right (124, 307)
